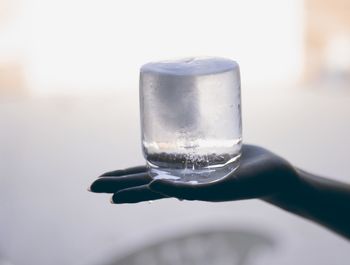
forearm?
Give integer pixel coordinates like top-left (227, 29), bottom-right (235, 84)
top-left (264, 169), bottom-right (350, 239)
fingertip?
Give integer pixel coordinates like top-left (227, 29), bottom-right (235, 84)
top-left (111, 195), bottom-right (127, 204)
top-left (89, 178), bottom-right (106, 193)
top-left (111, 192), bottom-right (133, 204)
top-left (111, 192), bottom-right (128, 204)
top-left (112, 191), bottom-right (130, 204)
top-left (89, 180), bottom-right (98, 192)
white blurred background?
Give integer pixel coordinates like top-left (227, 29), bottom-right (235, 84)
top-left (1, 0), bottom-right (350, 265)
top-left (1, 0), bottom-right (304, 95)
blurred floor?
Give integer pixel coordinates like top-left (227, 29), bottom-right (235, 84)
top-left (0, 86), bottom-right (350, 265)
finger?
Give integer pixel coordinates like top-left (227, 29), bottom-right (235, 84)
top-left (149, 179), bottom-right (210, 200)
top-left (90, 172), bottom-right (151, 193)
top-left (100, 165), bottom-right (147, 177)
top-left (112, 185), bottom-right (167, 204)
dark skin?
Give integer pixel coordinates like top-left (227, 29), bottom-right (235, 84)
top-left (89, 144), bottom-right (350, 240)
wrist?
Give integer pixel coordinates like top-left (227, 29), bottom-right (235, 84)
top-left (261, 166), bottom-right (305, 211)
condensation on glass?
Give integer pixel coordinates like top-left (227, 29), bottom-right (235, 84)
top-left (139, 57), bottom-right (242, 183)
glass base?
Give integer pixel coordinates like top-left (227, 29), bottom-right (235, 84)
top-left (147, 154), bottom-right (240, 184)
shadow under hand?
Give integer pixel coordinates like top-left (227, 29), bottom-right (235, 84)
top-left (102, 228), bottom-right (275, 265)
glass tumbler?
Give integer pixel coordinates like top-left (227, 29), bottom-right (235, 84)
top-left (139, 57), bottom-right (242, 183)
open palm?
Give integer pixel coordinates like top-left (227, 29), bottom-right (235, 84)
top-left (90, 145), bottom-right (300, 204)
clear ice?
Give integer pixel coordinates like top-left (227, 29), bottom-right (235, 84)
top-left (139, 57), bottom-right (242, 183)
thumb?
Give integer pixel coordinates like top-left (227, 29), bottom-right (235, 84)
top-left (149, 179), bottom-right (199, 200)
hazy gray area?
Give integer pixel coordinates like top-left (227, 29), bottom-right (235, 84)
top-left (1, 87), bottom-right (350, 265)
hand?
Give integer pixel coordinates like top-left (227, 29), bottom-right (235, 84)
top-left (89, 144), bottom-right (301, 204)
